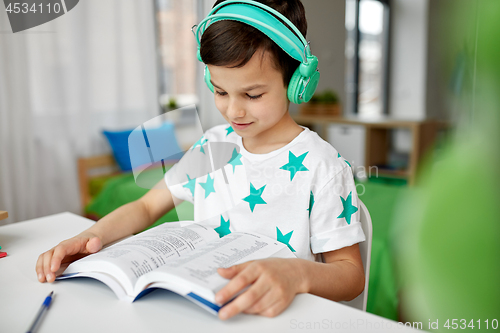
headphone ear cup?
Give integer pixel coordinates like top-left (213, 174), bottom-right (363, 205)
top-left (204, 65), bottom-right (214, 93)
top-left (302, 70), bottom-right (320, 103)
top-left (287, 67), bottom-right (304, 104)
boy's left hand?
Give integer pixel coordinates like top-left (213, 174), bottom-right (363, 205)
top-left (215, 258), bottom-right (307, 320)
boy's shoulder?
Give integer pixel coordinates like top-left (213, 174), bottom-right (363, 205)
top-left (201, 124), bottom-right (351, 178)
top-left (295, 127), bottom-right (351, 177)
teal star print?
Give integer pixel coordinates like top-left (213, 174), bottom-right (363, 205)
top-left (338, 152), bottom-right (351, 167)
top-left (276, 227), bottom-right (295, 252)
top-left (227, 148), bottom-right (243, 173)
top-left (243, 182), bottom-right (267, 212)
top-left (214, 215), bottom-right (231, 237)
top-left (279, 151), bottom-right (309, 181)
top-left (337, 191), bottom-right (358, 225)
top-left (338, 152), bottom-right (341, 158)
top-left (225, 126), bottom-right (234, 136)
top-left (192, 136), bottom-right (208, 154)
top-left (307, 191), bottom-right (315, 217)
top-left (199, 174), bottom-right (216, 198)
top-left (182, 174), bottom-right (196, 197)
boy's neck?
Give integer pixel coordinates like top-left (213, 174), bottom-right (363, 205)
top-left (241, 112), bottom-right (304, 154)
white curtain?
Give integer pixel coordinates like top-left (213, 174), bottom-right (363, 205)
top-left (197, 0), bottom-right (226, 130)
top-left (0, 0), bottom-right (159, 224)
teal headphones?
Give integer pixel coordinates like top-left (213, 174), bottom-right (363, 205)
top-left (192, 0), bottom-right (320, 104)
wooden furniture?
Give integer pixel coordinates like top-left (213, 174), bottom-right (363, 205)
top-left (293, 114), bottom-right (447, 185)
top-left (0, 212), bottom-right (416, 333)
top-left (299, 103), bottom-right (341, 116)
top-left (0, 211), bottom-right (8, 221)
top-left (78, 154), bottom-right (120, 210)
top-left (78, 143), bottom-right (193, 212)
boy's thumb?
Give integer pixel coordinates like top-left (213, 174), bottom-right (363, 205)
top-left (86, 237), bottom-right (102, 253)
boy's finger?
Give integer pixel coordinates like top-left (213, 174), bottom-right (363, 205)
top-left (260, 300), bottom-right (286, 318)
top-left (243, 287), bottom-right (276, 314)
top-left (215, 263), bottom-right (258, 304)
top-left (218, 283), bottom-right (268, 320)
top-left (86, 237), bottom-right (101, 253)
top-left (217, 261), bottom-right (252, 278)
top-left (36, 254), bottom-right (47, 282)
top-left (42, 252), bottom-right (55, 282)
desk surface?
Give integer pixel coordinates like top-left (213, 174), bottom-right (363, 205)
top-left (0, 213), bottom-right (416, 333)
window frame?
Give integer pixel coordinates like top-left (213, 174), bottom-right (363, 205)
top-left (348, 0), bottom-right (391, 115)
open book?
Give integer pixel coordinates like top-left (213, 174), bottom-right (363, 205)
top-left (56, 222), bottom-right (295, 315)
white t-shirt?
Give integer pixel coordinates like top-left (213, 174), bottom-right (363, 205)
top-left (164, 124), bottom-right (365, 261)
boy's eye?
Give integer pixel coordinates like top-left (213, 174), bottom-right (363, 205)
top-left (247, 94), bottom-right (263, 100)
top-left (215, 91), bottom-right (227, 96)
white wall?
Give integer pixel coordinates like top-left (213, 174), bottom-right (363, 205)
top-left (389, 0), bottom-right (429, 120)
top-left (295, 0), bottom-right (346, 115)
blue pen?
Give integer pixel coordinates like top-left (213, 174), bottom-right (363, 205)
top-left (26, 291), bottom-right (54, 333)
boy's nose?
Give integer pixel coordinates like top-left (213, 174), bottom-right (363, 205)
top-left (226, 99), bottom-right (246, 119)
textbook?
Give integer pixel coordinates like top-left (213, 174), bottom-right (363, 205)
top-left (56, 222), bottom-right (295, 315)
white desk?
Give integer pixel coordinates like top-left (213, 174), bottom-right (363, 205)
top-left (0, 213), bottom-right (415, 332)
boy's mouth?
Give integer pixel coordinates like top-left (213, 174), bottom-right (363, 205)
top-left (232, 121), bottom-right (253, 129)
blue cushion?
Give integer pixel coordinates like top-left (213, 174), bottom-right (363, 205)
top-left (103, 122), bottom-right (182, 172)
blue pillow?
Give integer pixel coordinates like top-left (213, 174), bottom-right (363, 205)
top-left (103, 122), bottom-right (182, 172)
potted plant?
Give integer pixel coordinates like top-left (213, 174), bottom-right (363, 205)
top-left (300, 89), bottom-right (341, 116)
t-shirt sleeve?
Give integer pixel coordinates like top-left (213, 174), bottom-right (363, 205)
top-left (309, 165), bottom-right (366, 254)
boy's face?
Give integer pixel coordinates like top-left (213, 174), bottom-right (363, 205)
top-left (207, 49), bottom-right (289, 144)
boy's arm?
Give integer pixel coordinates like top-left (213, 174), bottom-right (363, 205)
top-left (36, 180), bottom-right (179, 282)
top-left (214, 244), bottom-right (365, 320)
top-left (90, 180), bottom-right (179, 246)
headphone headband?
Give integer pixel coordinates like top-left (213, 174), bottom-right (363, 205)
top-left (194, 0), bottom-right (320, 104)
top-left (194, 0), bottom-right (312, 64)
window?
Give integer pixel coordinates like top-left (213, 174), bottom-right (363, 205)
top-left (154, 0), bottom-right (198, 112)
top-left (345, 0), bottom-right (390, 116)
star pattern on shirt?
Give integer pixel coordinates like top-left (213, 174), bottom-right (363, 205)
top-left (225, 126), bottom-right (234, 136)
top-left (214, 215), bottom-right (231, 237)
top-left (182, 174), bottom-right (196, 197)
top-left (279, 151), bottom-right (309, 181)
top-left (307, 191), bottom-right (315, 217)
top-left (199, 174), bottom-right (216, 198)
top-left (227, 148), bottom-right (243, 173)
top-left (192, 136), bottom-right (208, 154)
top-left (338, 152), bottom-right (351, 167)
top-left (243, 182), bottom-right (267, 212)
top-left (276, 227), bottom-right (295, 252)
top-left (337, 191), bottom-right (358, 225)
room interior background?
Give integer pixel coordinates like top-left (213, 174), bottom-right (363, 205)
top-left (1, 0), bottom-right (496, 325)
top-left (0, 0), bottom-right (475, 224)
top-left (0, 0), bottom-right (458, 223)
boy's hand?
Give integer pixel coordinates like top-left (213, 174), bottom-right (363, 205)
top-left (36, 232), bottom-right (102, 283)
top-left (215, 258), bottom-right (308, 320)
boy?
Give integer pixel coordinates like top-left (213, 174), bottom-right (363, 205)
top-left (36, 0), bottom-right (366, 320)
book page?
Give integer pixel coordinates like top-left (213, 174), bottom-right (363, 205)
top-left (135, 231), bottom-right (295, 302)
top-left (62, 222), bottom-right (218, 297)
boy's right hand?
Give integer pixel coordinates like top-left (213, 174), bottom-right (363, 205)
top-left (36, 232), bottom-right (102, 283)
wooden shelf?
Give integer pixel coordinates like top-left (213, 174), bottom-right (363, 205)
top-left (376, 168), bottom-right (409, 178)
top-left (293, 114), bottom-right (447, 186)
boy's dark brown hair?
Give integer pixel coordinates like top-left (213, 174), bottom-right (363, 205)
top-left (200, 0), bottom-right (308, 88)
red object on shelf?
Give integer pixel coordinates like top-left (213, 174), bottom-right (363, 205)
top-left (0, 251), bottom-right (7, 258)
